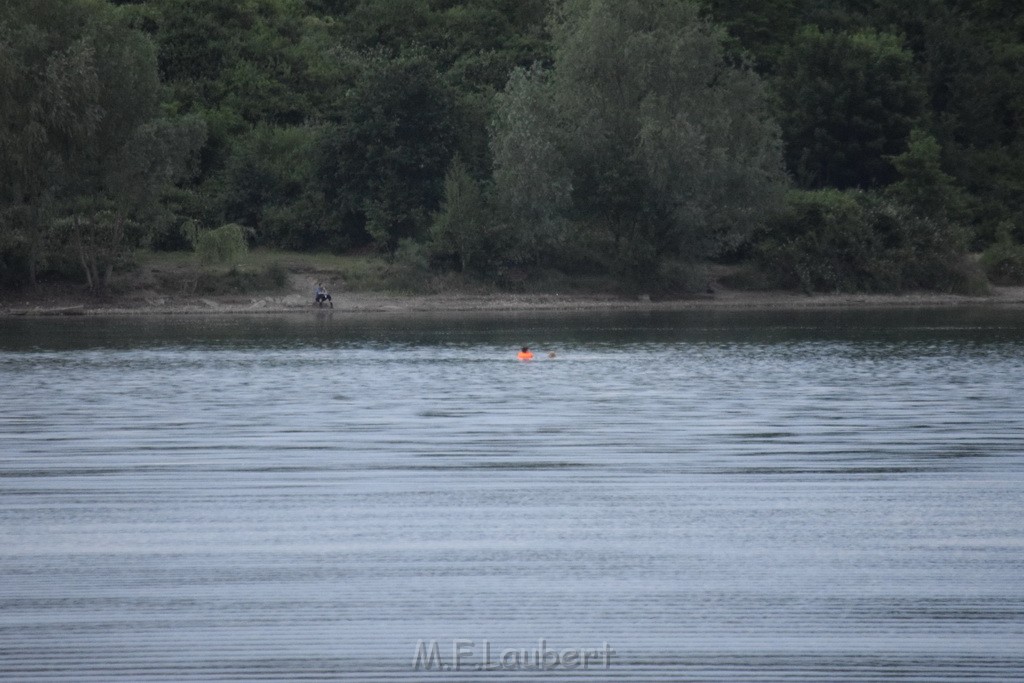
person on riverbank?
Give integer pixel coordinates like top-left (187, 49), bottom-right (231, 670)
top-left (314, 283), bottom-right (333, 308)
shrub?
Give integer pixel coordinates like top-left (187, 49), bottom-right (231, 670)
top-left (756, 190), bottom-right (876, 292)
top-left (192, 223), bottom-right (249, 265)
top-left (756, 189), bottom-right (973, 293)
top-left (387, 239), bottom-right (433, 292)
top-left (652, 260), bottom-right (710, 295)
top-left (980, 223), bottom-right (1024, 285)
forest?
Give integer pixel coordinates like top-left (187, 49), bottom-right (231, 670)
top-left (2, 0), bottom-right (1023, 294)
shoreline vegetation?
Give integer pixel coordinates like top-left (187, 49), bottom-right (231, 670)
top-left (7, 290), bottom-right (1024, 319)
top-left (5, 2), bottom-right (1024, 312)
top-left (4, 251), bottom-right (1023, 318)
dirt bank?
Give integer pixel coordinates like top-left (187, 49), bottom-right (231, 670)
top-left (3, 269), bottom-right (1024, 317)
top-left (5, 286), bottom-right (1024, 317)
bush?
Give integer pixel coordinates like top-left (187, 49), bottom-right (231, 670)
top-left (386, 239), bottom-right (433, 292)
top-left (217, 124), bottom-right (327, 250)
top-left (192, 223), bottom-right (249, 265)
top-left (980, 223), bottom-right (1024, 285)
top-left (652, 260), bottom-right (710, 295)
top-left (756, 190), bottom-right (973, 293)
top-left (756, 190), bottom-right (876, 292)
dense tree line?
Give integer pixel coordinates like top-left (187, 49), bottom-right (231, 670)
top-left (2, 0), bottom-right (1022, 292)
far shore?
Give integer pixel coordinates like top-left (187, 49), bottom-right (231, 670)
top-left (4, 284), bottom-right (1024, 318)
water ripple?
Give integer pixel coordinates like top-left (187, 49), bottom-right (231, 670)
top-left (1, 311), bottom-right (1023, 680)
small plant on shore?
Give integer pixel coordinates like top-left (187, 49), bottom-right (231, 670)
top-left (980, 223), bottom-right (1024, 285)
top-left (188, 223), bottom-right (249, 266)
top-left (175, 224), bottom-right (293, 295)
top-left (386, 239), bottom-right (434, 292)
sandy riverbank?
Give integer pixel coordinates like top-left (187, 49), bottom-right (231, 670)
top-left (4, 279), bottom-right (1024, 318)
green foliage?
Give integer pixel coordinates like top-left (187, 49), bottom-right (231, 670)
top-left (339, 0), bottom-right (550, 85)
top-left (4, 0), bottom-right (1023, 295)
top-left (775, 26), bottom-right (926, 189)
top-left (757, 189), bottom-right (975, 293)
top-left (429, 155), bottom-right (496, 274)
top-left (52, 202), bottom-right (144, 292)
top-left (0, 0), bottom-right (205, 290)
top-left (61, 58), bottom-right (206, 292)
top-left (147, 0), bottom-right (319, 124)
top-left (704, 0), bottom-right (802, 70)
top-left (0, 205), bottom-right (34, 286)
top-left (192, 223), bottom-right (249, 265)
top-left (150, 185), bottom-right (220, 251)
top-left (490, 0), bottom-right (787, 284)
top-left (0, 0), bottom-right (104, 285)
top-left (886, 128), bottom-right (968, 221)
top-left (315, 49), bottom-right (458, 252)
top-left (387, 238), bottom-right (433, 291)
top-left (700, 0), bottom-right (1024, 247)
top-left (218, 124), bottom-right (326, 250)
top-left (489, 64), bottom-right (572, 266)
top-left (979, 224), bottom-right (1024, 286)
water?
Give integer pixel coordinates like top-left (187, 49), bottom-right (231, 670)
top-left (1, 309), bottom-right (1023, 681)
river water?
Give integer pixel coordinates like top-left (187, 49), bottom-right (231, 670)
top-left (1, 309), bottom-right (1022, 681)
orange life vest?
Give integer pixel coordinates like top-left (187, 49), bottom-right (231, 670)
top-left (518, 351), bottom-right (534, 360)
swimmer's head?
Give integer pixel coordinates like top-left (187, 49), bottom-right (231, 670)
top-left (521, 346), bottom-right (529, 353)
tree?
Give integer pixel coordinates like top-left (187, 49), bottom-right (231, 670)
top-left (333, 0), bottom-right (552, 182)
top-left (218, 124), bottom-right (327, 250)
top-left (58, 12), bottom-right (205, 292)
top-left (489, 64), bottom-right (572, 265)
top-left (147, 0), bottom-right (315, 123)
top-left (886, 128), bottom-right (967, 221)
top-left (911, 5), bottom-right (1024, 239)
top-left (0, 0), bottom-right (103, 285)
top-left (429, 155), bottom-right (494, 273)
top-left (775, 26), bottom-right (927, 189)
top-left (704, 0), bottom-right (802, 71)
top-left (0, 0), bottom-right (205, 291)
top-left (62, 115), bottom-right (206, 291)
top-left (315, 50), bottom-right (458, 252)
top-left (490, 0), bottom-right (787, 283)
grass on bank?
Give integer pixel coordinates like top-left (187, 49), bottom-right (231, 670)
top-left (137, 248), bottom-right (398, 295)
top-left (21, 243), bottom-right (1005, 303)
top-left (131, 247), bottom-right (637, 298)
top-left (133, 248), bottom-right (523, 296)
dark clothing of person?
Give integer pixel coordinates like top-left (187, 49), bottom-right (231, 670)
top-left (314, 285), bottom-right (333, 307)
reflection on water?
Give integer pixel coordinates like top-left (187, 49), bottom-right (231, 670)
top-left (1, 310), bottom-right (1023, 680)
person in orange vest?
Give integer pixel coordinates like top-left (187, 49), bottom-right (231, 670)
top-left (518, 346), bottom-right (534, 361)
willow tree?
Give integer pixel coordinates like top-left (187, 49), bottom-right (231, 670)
top-left (0, 0), bottom-right (102, 285)
top-left (489, 0), bottom-right (787, 283)
top-left (0, 0), bottom-right (205, 290)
